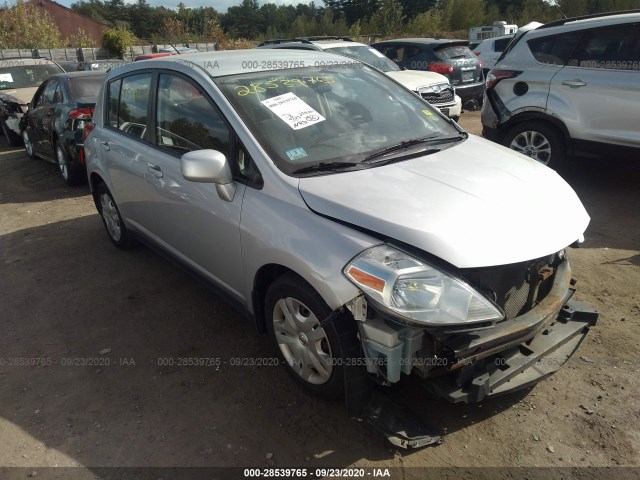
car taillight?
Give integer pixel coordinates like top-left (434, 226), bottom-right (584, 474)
top-left (428, 62), bottom-right (454, 75)
top-left (477, 59), bottom-right (483, 69)
top-left (69, 108), bottom-right (94, 120)
top-left (82, 122), bottom-right (95, 141)
top-left (486, 70), bottom-right (521, 90)
top-left (474, 51), bottom-right (480, 56)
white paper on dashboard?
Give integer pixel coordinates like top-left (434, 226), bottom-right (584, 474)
top-left (261, 92), bottom-right (325, 130)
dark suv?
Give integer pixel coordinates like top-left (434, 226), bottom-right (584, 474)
top-left (371, 38), bottom-right (485, 104)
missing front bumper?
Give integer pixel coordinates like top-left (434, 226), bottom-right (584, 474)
top-left (423, 297), bottom-right (598, 403)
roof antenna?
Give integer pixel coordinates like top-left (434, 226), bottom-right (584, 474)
top-left (550, 0), bottom-right (567, 19)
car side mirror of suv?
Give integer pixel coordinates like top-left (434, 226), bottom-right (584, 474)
top-left (181, 149), bottom-right (236, 202)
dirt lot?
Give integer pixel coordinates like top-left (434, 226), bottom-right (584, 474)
top-left (0, 111), bottom-right (639, 477)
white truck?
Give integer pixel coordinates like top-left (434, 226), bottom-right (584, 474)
top-left (469, 21), bottom-right (518, 46)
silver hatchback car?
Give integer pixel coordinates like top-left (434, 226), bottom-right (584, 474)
top-left (85, 50), bottom-right (598, 446)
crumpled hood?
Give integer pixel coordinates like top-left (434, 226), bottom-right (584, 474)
top-left (298, 135), bottom-right (590, 268)
top-left (0, 87), bottom-right (37, 106)
top-left (386, 70), bottom-right (450, 91)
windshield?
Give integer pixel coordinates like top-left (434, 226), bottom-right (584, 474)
top-left (325, 45), bottom-right (400, 72)
top-left (0, 64), bottom-right (64, 90)
top-left (216, 64), bottom-right (460, 176)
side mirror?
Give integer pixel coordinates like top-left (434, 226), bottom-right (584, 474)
top-left (181, 149), bottom-right (236, 202)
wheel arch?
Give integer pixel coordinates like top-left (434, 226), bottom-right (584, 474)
top-left (251, 263), bottom-right (298, 334)
top-left (502, 112), bottom-right (573, 156)
top-left (89, 172), bottom-right (105, 210)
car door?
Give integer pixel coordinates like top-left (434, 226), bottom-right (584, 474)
top-left (99, 72), bottom-right (156, 231)
top-left (25, 82), bottom-right (47, 154)
top-left (143, 72), bottom-right (248, 300)
top-left (548, 23), bottom-right (640, 148)
top-left (36, 78), bottom-right (60, 154)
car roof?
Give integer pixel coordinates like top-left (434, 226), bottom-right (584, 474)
top-left (114, 49), bottom-right (362, 78)
top-left (0, 58), bottom-right (60, 66)
top-left (519, 11), bottom-right (640, 41)
top-left (376, 38), bottom-right (469, 47)
top-left (49, 71), bottom-right (108, 80)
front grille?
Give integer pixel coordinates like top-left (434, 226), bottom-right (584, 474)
top-left (460, 253), bottom-right (561, 320)
top-left (421, 88), bottom-right (454, 105)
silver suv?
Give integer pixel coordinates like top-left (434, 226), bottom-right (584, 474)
top-left (481, 11), bottom-right (640, 169)
top-left (85, 50), bottom-right (597, 445)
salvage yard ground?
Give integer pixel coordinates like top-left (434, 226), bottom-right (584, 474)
top-left (0, 111), bottom-right (638, 475)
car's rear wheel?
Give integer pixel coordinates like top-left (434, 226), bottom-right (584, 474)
top-left (265, 273), bottom-right (355, 400)
top-left (2, 119), bottom-right (22, 147)
top-left (23, 130), bottom-right (36, 159)
top-left (503, 121), bottom-right (565, 170)
top-left (96, 183), bottom-right (135, 249)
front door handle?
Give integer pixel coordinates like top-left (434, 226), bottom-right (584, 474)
top-left (101, 141), bottom-right (110, 151)
top-left (561, 79), bottom-right (587, 88)
top-left (147, 163), bottom-right (163, 178)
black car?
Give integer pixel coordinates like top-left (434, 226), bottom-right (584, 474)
top-left (21, 71), bottom-right (105, 185)
top-left (371, 38), bottom-right (485, 104)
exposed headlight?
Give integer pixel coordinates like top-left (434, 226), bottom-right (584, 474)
top-left (343, 245), bottom-right (503, 327)
top-left (418, 83), bottom-right (450, 94)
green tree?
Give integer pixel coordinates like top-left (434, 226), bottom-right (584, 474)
top-left (368, 0), bottom-right (405, 36)
top-left (405, 8), bottom-right (445, 36)
top-left (0, 0), bottom-right (64, 48)
top-left (102, 27), bottom-right (136, 58)
top-left (445, 0), bottom-right (486, 31)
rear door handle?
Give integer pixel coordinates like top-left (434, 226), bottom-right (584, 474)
top-left (101, 141), bottom-right (110, 151)
top-left (561, 79), bottom-right (587, 88)
top-left (147, 163), bottom-right (163, 178)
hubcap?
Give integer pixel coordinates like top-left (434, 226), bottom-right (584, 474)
top-left (273, 297), bottom-right (333, 385)
top-left (100, 193), bottom-right (122, 242)
top-left (509, 131), bottom-right (552, 165)
top-left (23, 131), bottom-right (33, 156)
top-left (56, 146), bottom-right (68, 180)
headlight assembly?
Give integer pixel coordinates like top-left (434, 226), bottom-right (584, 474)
top-left (343, 245), bottom-right (503, 327)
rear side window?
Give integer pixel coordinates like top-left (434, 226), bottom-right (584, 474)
top-left (42, 79), bottom-right (59, 105)
top-left (494, 37), bottom-right (511, 52)
top-left (569, 24), bottom-right (640, 70)
top-left (528, 32), bottom-right (583, 65)
top-left (106, 73), bottom-right (152, 139)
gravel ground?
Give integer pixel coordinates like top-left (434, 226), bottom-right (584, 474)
top-left (0, 111), bottom-right (638, 478)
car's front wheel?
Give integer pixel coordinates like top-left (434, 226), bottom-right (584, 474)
top-left (96, 183), bottom-right (135, 249)
top-left (503, 121), bottom-right (566, 170)
top-left (23, 130), bottom-right (36, 159)
top-left (265, 273), bottom-right (356, 400)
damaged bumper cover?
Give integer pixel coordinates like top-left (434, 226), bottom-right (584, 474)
top-left (423, 259), bottom-right (599, 403)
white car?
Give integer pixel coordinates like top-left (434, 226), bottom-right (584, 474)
top-left (258, 37), bottom-right (462, 121)
top-left (472, 34), bottom-right (514, 75)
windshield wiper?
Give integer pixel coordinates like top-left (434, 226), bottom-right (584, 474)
top-left (292, 161), bottom-right (359, 175)
top-left (363, 134), bottom-right (466, 163)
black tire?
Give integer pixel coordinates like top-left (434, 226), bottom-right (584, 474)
top-left (503, 121), bottom-right (566, 171)
top-left (2, 119), bottom-right (22, 147)
top-left (96, 182), bottom-right (136, 249)
top-left (22, 129), bottom-right (36, 159)
top-left (265, 272), bottom-right (356, 400)
top-left (55, 142), bottom-right (84, 186)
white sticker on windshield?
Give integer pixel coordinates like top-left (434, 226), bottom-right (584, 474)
top-left (261, 92), bottom-right (325, 130)
top-left (371, 49), bottom-right (386, 58)
top-left (0, 73), bottom-right (14, 82)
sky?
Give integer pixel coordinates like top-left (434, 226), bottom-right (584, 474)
top-left (55, 0), bottom-right (319, 14)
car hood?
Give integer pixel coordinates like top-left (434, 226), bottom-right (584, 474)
top-left (297, 135), bottom-right (590, 269)
top-left (0, 87), bottom-right (38, 106)
top-left (386, 70), bottom-right (450, 91)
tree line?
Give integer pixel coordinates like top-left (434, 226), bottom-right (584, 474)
top-left (1, 0), bottom-right (638, 49)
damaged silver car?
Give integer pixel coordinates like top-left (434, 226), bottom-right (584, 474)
top-left (84, 50), bottom-right (598, 447)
